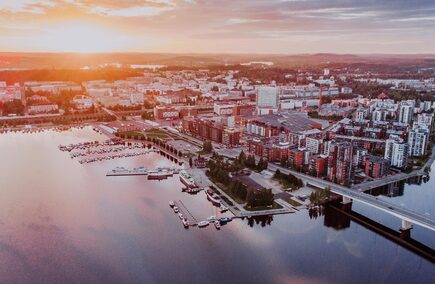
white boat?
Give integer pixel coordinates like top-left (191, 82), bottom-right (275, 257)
top-left (220, 204), bottom-right (228, 213)
top-left (173, 206), bottom-right (179, 213)
top-left (179, 170), bottom-right (196, 188)
top-left (169, 200), bottom-right (175, 207)
top-left (178, 213), bottom-right (184, 220)
top-left (214, 221), bottom-right (221, 230)
top-left (182, 219), bottom-right (189, 228)
top-left (206, 189), bottom-right (221, 206)
top-left (197, 221), bottom-right (209, 228)
top-left (207, 215), bottom-right (217, 221)
top-left (148, 172), bottom-right (170, 180)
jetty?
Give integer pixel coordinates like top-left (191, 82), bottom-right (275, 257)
top-left (106, 166), bottom-right (180, 176)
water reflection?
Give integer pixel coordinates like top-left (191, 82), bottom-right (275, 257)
top-left (366, 174), bottom-right (431, 198)
top-left (1, 128), bottom-right (434, 283)
top-left (243, 215), bottom-right (274, 227)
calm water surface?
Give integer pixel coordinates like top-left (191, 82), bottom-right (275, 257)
top-left (0, 128), bottom-right (434, 284)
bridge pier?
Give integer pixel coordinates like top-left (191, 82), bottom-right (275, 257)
top-left (401, 220), bottom-right (413, 230)
top-left (341, 196), bottom-right (352, 205)
top-left (340, 196), bottom-right (353, 211)
top-left (400, 220), bottom-right (413, 238)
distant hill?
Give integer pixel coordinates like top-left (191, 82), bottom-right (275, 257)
top-left (0, 52), bottom-right (434, 69)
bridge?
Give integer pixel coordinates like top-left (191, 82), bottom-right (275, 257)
top-left (268, 163), bottom-right (435, 233)
top-left (352, 147), bottom-right (435, 191)
top-left (352, 170), bottom-right (423, 191)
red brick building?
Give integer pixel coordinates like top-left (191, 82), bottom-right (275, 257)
top-left (365, 155), bottom-right (390, 178)
top-left (309, 155), bottom-right (327, 178)
top-left (182, 117), bottom-right (240, 147)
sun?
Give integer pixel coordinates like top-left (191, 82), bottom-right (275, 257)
top-left (46, 21), bottom-right (129, 53)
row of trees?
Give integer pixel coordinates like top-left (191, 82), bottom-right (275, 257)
top-left (273, 169), bottom-right (304, 190)
top-left (246, 188), bottom-right (274, 208)
top-left (207, 159), bottom-right (231, 185)
top-left (202, 140), bottom-right (213, 153)
top-left (0, 68), bottom-right (142, 85)
top-left (236, 151), bottom-right (268, 172)
top-left (207, 152), bottom-right (275, 207)
top-left (228, 180), bottom-right (248, 201)
top-left (309, 188), bottom-right (331, 205)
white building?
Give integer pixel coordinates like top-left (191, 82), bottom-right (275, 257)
top-left (398, 101), bottom-right (415, 124)
top-left (305, 137), bottom-right (321, 154)
top-left (257, 86), bottom-right (278, 108)
top-left (28, 104), bottom-right (59, 114)
top-left (72, 95), bottom-right (94, 109)
top-left (384, 136), bottom-right (408, 168)
top-left (354, 107), bottom-right (368, 121)
top-left (214, 103), bottom-right (236, 116)
top-left (130, 93), bottom-right (144, 105)
top-left (372, 109), bottom-right (387, 122)
top-left (416, 113), bottom-right (434, 129)
top-left (408, 125), bottom-right (429, 157)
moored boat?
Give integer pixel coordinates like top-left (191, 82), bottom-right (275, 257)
top-left (220, 204), bottom-right (229, 213)
top-left (214, 220), bottom-right (221, 230)
top-left (197, 221), bottom-right (209, 228)
top-left (169, 200), bottom-right (175, 207)
top-left (219, 217), bottom-right (232, 224)
top-left (206, 189), bottom-right (221, 206)
top-left (148, 172), bottom-right (170, 180)
top-left (207, 215), bottom-right (217, 221)
top-left (179, 170), bottom-right (196, 188)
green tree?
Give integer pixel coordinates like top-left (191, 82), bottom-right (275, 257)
top-left (202, 140), bottom-right (213, 153)
top-left (238, 150), bottom-right (246, 165)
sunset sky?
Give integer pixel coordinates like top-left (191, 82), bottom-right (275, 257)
top-left (0, 0), bottom-right (434, 54)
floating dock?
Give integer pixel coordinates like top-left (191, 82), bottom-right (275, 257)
top-left (174, 200), bottom-right (198, 226)
top-left (106, 167), bottom-right (180, 176)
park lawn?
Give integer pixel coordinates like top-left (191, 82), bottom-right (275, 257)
top-left (211, 180), bottom-right (245, 204)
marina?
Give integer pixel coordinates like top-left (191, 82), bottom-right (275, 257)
top-left (106, 166), bottom-right (180, 177)
top-left (58, 137), bottom-right (158, 164)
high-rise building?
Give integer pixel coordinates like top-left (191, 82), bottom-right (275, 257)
top-left (384, 136), bottom-right (408, 168)
top-left (256, 86), bottom-right (279, 108)
top-left (305, 137), bottom-right (321, 154)
top-left (365, 155), bottom-right (390, 178)
top-left (372, 109), bottom-right (387, 122)
top-left (416, 113), bottom-right (434, 129)
top-left (327, 142), bottom-right (353, 185)
top-left (398, 101), bottom-right (414, 124)
top-left (408, 125), bottom-right (429, 157)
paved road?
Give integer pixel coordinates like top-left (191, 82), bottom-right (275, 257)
top-left (268, 163), bottom-right (435, 232)
top-left (352, 171), bottom-right (422, 191)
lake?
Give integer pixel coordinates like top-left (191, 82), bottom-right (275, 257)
top-left (0, 127), bottom-right (433, 283)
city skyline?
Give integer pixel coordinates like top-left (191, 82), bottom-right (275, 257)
top-left (1, 0), bottom-right (435, 54)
